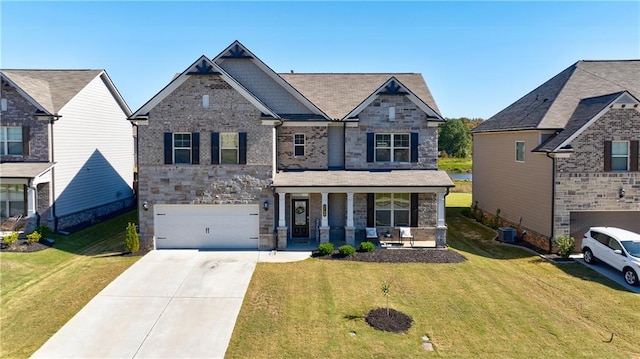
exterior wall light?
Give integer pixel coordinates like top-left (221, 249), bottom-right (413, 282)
top-left (263, 200), bottom-right (269, 211)
top-left (619, 188), bottom-right (625, 199)
top-left (143, 201), bottom-right (149, 211)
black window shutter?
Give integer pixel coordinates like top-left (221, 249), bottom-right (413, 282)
top-left (211, 132), bottom-right (219, 165)
top-left (191, 132), bottom-right (200, 164)
top-left (239, 132), bottom-right (247, 165)
top-left (366, 133), bottom-right (374, 162)
top-left (367, 193), bottom-right (375, 227)
top-left (631, 140), bottom-right (639, 172)
top-left (604, 140), bottom-right (612, 172)
top-left (410, 193), bottom-right (418, 227)
top-left (164, 132), bottom-right (173, 164)
top-left (411, 132), bottom-right (419, 163)
top-left (22, 126), bottom-right (30, 156)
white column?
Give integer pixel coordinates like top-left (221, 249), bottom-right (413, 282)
top-left (437, 192), bottom-right (446, 227)
top-left (278, 192), bottom-right (286, 227)
top-left (321, 192), bottom-right (328, 227)
top-left (27, 186), bottom-right (37, 216)
top-left (346, 192), bottom-right (354, 227)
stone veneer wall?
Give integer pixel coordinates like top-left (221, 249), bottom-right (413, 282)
top-left (56, 197), bottom-right (135, 232)
top-left (137, 76), bottom-right (275, 249)
top-left (345, 95), bottom-right (438, 170)
top-left (277, 126), bottom-right (328, 169)
top-left (0, 81), bottom-right (50, 162)
top-left (554, 108), bottom-right (640, 237)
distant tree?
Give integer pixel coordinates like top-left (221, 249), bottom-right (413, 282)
top-left (438, 118), bottom-right (473, 158)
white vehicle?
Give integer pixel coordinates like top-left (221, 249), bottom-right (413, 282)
top-left (581, 227), bottom-right (640, 286)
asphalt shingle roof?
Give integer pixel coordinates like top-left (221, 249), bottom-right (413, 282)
top-left (0, 162), bottom-right (55, 179)
top-left (279, 73), bottom-right (441, 120)
top-left (273, 170), bottom-right (454, 188)
top-left (1, 70), bottom-right (103, 114)
top-left (473, 60), bottom-right (640, 133)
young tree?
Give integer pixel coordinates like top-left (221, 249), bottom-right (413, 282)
top-left (438, 118), bottom-right (472, 158)
top-left (124, 222), bottom-right (140, 253)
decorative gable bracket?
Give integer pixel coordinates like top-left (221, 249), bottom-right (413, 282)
top-left (220, 44), bottom-right (253, 59)
top-left (377, 80), bottom-right (407, 96)
top-left (186, 60), bottom-right (221, 75)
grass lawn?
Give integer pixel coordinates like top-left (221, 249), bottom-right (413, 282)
top-left (438, 157), bottom-right (472, 172)
top-left (227, 208), bottom-right (640, 358)
top-left (0, 211), bottom-right (142, 358)
top-left (446, 192), bottom-right (472, 208)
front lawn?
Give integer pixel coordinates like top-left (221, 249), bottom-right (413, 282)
top-left (227, 209), bottom-right (640, 358)
top-left (0, 211), bottom-right (142, 358)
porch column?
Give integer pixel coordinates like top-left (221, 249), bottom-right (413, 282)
top-left (278, 192), bottom-right (286, 227)
top-left (320, 192), bottom-right (329, 243)
top-left (27, 185), bottom-right (37, 216)
top-left (436, 192), bottom-right (447, 248)
top-left (345, 192), bottom-right (355, 246)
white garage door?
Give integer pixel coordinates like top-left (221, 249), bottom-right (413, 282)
top-left (154, 204), bottom-right (259, 249)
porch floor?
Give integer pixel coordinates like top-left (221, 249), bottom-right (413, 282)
top-left (285, 237), bottom-right (437, 251)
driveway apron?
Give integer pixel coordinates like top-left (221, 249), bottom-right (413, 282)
top-left (32, 250), bottom-right (310, 358)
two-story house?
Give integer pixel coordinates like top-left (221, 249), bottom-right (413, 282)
top-left (130, 41), bottom-right (453, 250)
top-left (0, 70), bottom-right (134, 233)
top-left (472, 60), bottom-right (640, 251)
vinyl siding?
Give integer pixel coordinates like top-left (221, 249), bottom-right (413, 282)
top-left (472, 131), bottom-right (552, 236)
top-left (53, 75), bottom-right (133, 216)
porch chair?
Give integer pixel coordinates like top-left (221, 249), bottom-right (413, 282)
top-left (399, 227), bottom-right (414, 247)
top-left (365, 227), bottom-right (378, 241)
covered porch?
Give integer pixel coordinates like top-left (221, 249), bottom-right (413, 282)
top-left (0, 162), bottom-right (54, 234)
top-left (272, 170), bottom-right (454, 250)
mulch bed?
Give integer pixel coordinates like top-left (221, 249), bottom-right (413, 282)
top-left (0, 239), bottom-right (52, 253)
top-left (365, 308), bottom-right (413, 333)
top-left (313, 248), bottom-right (467, 263)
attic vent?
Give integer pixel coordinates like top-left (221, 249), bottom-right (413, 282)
top-left (202, 95), bottom-right (209, 109)
top-left (388, 107), bottom-right (396, 121)
top-left (1, 98), bottom-right (6, 111)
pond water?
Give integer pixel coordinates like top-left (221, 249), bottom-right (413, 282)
top-left (448, 172), bottom-right (473, 181)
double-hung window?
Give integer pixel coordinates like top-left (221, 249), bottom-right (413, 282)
top-left (611, 141), bottom-right (629, 171)
top-left (294, 134), bottom-right (305, 157)
top-left (164, 132), bottom-right (199, 165)
top-left (375, 193), bottom-right (410, 226)
top-left (220, 132), bottom-right (239, 164)
top-left (173, 133), bottom-right (192, 164)
top-left (375, 134), bottom-right (409, 162)
top-left (0, 127), bottom-right (23, 156)
top-left (0, 184), bottom-right (25, 218)
top-left (515, 141), bottom-right (525, 162)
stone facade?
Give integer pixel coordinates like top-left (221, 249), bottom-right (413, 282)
top-left (137, 76), bottom-right (275, 249)
top-left (554, 108), bottom-right (640, 237)
top-left (345, 95), bottom-right (438, 170)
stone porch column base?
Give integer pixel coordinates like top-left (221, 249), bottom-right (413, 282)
top-left (277, 227), bottom-right (288, 249)
top-left (436, 225), bottom-right (447, 248)
top-left (345, 226), bottom-right (355, 246)
top-left (320, 226), bottom-right (330, 243)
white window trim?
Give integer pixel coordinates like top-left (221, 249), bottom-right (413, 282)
top-left (611, 140), bottom-right (630, 171)
top-left (0, 126), bottom-right (23, 156)
top-left (375, 193), bottom-right (410, 227)
top-left (293, 133), bottom-right (305, 157)
top-left (375, 133), bottom-right (410, 163)
top-left (515, 141), bottom-right (525, 163)
top-left (173, 132), bottom-right (191, 164)
top-left (220, 132), bottom-right (239, 164)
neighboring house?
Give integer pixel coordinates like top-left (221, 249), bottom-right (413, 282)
top-left (0, 70), bottom-right (134, 233)
top-left (130, 41), bottom-right (453, 250)
top-left (471, 60), bottom-right (640, 251)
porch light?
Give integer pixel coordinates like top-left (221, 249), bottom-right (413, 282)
top-left (263, 200), bottom-right (269, 211)
top-left (142, 201), bottom-right (149, 211)
top-left (619, 188), bottom-right (625, 199)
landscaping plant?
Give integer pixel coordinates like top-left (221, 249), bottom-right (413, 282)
top-left (381, 280), bottom-right (390, 316)
top-left (317, 242), bottom-right (334, 256)
top-left (35, 225), bottom-right (52, 238)
top-left (359, 241), bottom-right (376, 252)
top-left (338, 244), bottom-right (355, 257)
top-left (124, 222), bottom-right (140, 253)
top-left (3, 231), bottom-right (19, 246)
top-left (555, 235), bottom-right (575, 258)
top-left (26, 231), bottom-right (41, 245)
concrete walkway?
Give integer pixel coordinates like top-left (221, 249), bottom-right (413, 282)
top-left (32, 250), bottom-right (310, 359)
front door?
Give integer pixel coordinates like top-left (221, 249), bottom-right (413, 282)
top-left (292, 199), bottom-right (309, 238)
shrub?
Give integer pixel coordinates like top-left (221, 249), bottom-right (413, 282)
top-left (491, 208), bottom-right (501, 229)
top-left (3, 231), bottom-right (19, 245)
top-left (35, 225), bottom-right (52, 238)
top-left (338, 244), bottom-right (355, 257)
top-left (124, 222), bottom-right (140, 253)
top-left (555, 235), bottom-right (575, 258)
top-left (317, 242), bottom-right (334, 256)
top-left (359, 241), bottom-right (376, 252)
top-left (26, 231), bottom-right (41, 244)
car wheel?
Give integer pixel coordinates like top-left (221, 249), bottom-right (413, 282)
top-left (583, 248), bottom-right (596, 264)
top-left (623, 268), bottom-right (639, 286)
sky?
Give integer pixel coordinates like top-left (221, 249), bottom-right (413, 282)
top-left (1, 1), bottom-right (639, 119)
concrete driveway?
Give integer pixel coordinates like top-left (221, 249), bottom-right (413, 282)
top-left (574, 256), bottom-right (640, 294)
top-left (32, 250), bottom-right (310, 359)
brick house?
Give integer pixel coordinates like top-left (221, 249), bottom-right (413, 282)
top-left (471, 60), bottom-right (640, 251)
top-left (130, 41), bottom-right (453, 250)
top-left (0, 70), bottom-right (134, 233)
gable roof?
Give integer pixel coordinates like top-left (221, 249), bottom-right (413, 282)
top-left (473, 60), bottom-right (640, 133)
top-left (534, 91), bottom-right (640, 153)
top-left (0, 70), bottom-right (130, 116)
top-left (279, 73), bottom-right (441, 121)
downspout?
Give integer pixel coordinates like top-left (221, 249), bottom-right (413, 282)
top-left (546, 152), bottom-right (556, 254)
top-left (48, 114), bottom-right (61, 232)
